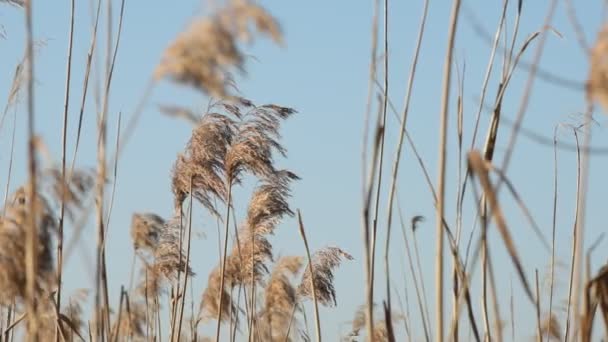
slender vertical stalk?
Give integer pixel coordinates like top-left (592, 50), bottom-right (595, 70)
top-left (453, 59), bottom-right (465, 342)
top-left (412, 229), bottom-right (431, 335)
top-left (248, 227), bottom-right (257, 342)
top-left (3, 305), bottom-right (12, 342)
top-left (546, 126), bottom-right (558, 341)
top-left (215, 180), bottom-right (233, 342)
top-left (2, 110), bottom-right (17, 216)
top-left (436, 1), bottom-right (462, 341)
top-left (70, 0), bottom-right (101, 175)
top-left (283, 302), bottom-right (299, 342)
top-left (487, 252), bottom-right (503, 342)
top-left (398, 208), bottom-right (430, 342)
top-left (56, 2), bottom-right (76, 340)
top-left (569, 108), bottom-right (593, 342)
top-left (383, 0), bottom-right (429, 336)
top-left (369, 0), bottom-right (389, 307)
top-left (93, 0), bottom-right (113, 338)
top-left (170, 206), bottom-right (184, 340)
top-left (176, 179), bottom-right (194, 342)
top-left (500, 0), bottom-right (558, 173)
top-left (298, 210), bottom-right (321, 342)
top-left (481, 212), bottom-right (491, 342)
top-left (361, 0), bottom-right (380, 337)
top-left (535, 270), bottom-right (542, 342)
top-left (564, 128), bottom-right (581, 342)
top-left (24, 0), bottom-right (38, 339)
top-left (112, 288), bottom-right (125, 342)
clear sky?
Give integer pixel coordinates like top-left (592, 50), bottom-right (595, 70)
top-left (1, 0), bottom-right (608, 340)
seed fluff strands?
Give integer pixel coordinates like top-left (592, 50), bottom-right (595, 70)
top-left (298, 246), bottom-right (353, 307)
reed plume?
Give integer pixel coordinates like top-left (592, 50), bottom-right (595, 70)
top-left (199, 267), bottom-right (235, 323)
top-left (44, 168), bottom-right (94, 216)
top-left (225, 171), bottom-right (298, 285)
top-left (154, 214), bottom-right (193, 281)
top-left (171, 98), bottom-right (295, 214)
top-left (62, 289), bottom-right (88, 341)
top-left (540, 314), bottom-right (562, 341)
top-left (225, 105), bottom-right (296, 182)
top-left (225, 228), bottom-right (273, 286)
top-left (171, 112), bottom-right (236, 216)
top-left (587, 24), bottom-right (608, 112)
top-left (130, 212), bottom-right (165, 254)
top-left (0, 187), bottom-right (55, 305)
top-left (259, 255), bottom-right (304, 342)
top-left (38, 290), bottom-right (87, 342)
top-left (347, 304), bottom-right (403, 342)
top-left (135, 264), bottom-right (163, 308)
top-left (110, 301), bottom-right (146, 341)
top-left (155, 0), bottom-right (282, 99)
top-left (298, 246), bottom-right (353, 307)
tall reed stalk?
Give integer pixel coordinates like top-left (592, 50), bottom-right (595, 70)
top-left (436, 1), bottom-right (462, 340)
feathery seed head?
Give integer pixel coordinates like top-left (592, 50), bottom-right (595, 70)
top-left (298, 246), bottom-right (353, 307)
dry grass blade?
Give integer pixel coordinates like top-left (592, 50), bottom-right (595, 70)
top-left (3, 312), bottom-right (26, 336)
top-left (482, 161), bottom-right (550, 251)
top-left (70, 0), bottom-right (101, 174)
top-left (0, 58), bottom-right (26, 132)
top-left (0, 0), bottom-right (23, 7)
top-left (467, 151), bottom-right (534, 303)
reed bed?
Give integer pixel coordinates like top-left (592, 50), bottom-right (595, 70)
top-left (1, 0), bottom-right (608, 341)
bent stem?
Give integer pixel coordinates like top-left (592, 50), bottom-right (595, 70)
top-left (298, 210), bottom-right (321, 342)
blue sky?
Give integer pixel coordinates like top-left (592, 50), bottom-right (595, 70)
top-left (1, 0), bottom-right (608, 340)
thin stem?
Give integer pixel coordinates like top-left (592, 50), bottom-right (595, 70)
top-left (176, 181), bottom-right (194, 342)
top-left (412, 230), bottom-right (432, 336)
top-left (283, 303), bottom-right (299, 342)
top-left (487, 251), bottom-right (503, 342)
top-left (500, 0), bottom-right (558, 174)
top-left (2, 110), bottom-right (17, 216)
top-left (70, 0), bottom-right (101, 176)
top-left (112, 288), bottom-right (125, 342)
top-left (546, 126), bottom-right (558, 342)
top-left (361, 0), bottom-right (380, 338)
top-left (397, 206), bottom-right (430, 342)
top-left (436, 1), bottom-right (462, 341)
top-left (369, 0), bottom-right (389, 310)
top-left (564, 128), bottom-right (581, 342)
top-left (56, 3), bottom-right (76, 338)
top-left (24, 0), bottom-right (39, 338)
top-left (215, 180), bottom-right (233, 342)
top-left (535, 270), bottom-right (542, 342)
top-left (481, 210), bottom-right (491, 342)
top-left (298, 210), bottom-right (321, 342)
top-left (383, 0), bottom-right (429, 335)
